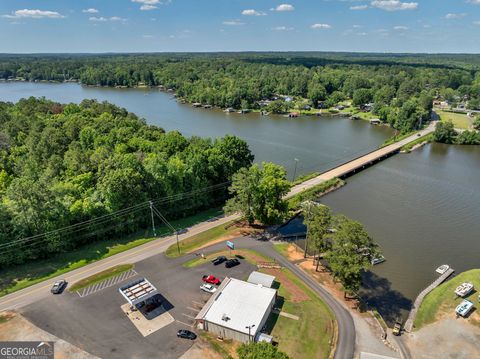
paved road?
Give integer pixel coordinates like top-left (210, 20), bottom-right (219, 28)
top-left (258, 244), bottom-right (355, 359)
top-left (392, 335), bottom-right (412, 359)
top-left (0, 126), bottom-right (433, 356)
top-left (286, 123), bottom-right (436, 198)
top-left (0, 214), bottom-right (237, 312)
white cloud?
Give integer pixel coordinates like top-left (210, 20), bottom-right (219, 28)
top-left (473, 20), bottom-right (480, 25)
top-left (370, 1), bottom-right (418, 11)
top-left (223, 20), bottom-right (245, 26)
top-left (350, 5), bottom-right (368, 10)
top-left (393, 25), bottom-right (409, 30)
top-left (272, 26), bottom-right (294, 31)
top-left (89, 17), bottom-right (107, 22)
top-left (131, 0), bottom-right (170, 10)
top-left (445, 13), bottom-right (466, 19)
top-left (467, 0), bottom-right (480, 4)
top-left (89, 16), bottom-right (126, 22)
top-left (141, 5), bottom-right (157, 10)
top-left (242, 9), bottom-right (266, 16)
top-left (271, 4), bottom-right (295, 12)
top-left (2, 9), bottom-right (65, 19)
top-left (353, 24), bottom-right (363, 28)
top-left (82, 8), bottom-right (99, 14)
top-left (357, 32), bottom-right (367, 36)
top-left (311, 23), bottom-right (332, 29)
top-left (142, 34), bottom-right (154, 38)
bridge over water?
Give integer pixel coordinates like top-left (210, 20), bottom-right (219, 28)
top-left (287, 123), bottom-right (436, 198)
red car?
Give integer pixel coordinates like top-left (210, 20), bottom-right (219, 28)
top-left (202, 275), bottom-right (221, 285)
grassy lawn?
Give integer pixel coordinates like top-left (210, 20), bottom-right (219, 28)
top-left (183, 248), bottom-right (271, 268)
top-left (414, 269), bottom-right (480, 330)
top-left (165, 220), bottom-right (257, 258)
top-left (199, 332), bottom-right (239, 358)
top-left (437, 110), bottom-right (473, 129)
top-left (267, 268), bottom-right (335, 359)
top-left (401, 133), bottom-right (433, 152)
top-left (287, 178), bottom-right (345, 210)
top-left (68, 264), bottom-right (133, 292)
top-left (0, 207), bottom-right (222, 297)
top-left (272, 243), bottom-right (290, 258)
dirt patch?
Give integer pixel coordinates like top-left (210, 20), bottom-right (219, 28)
top-left (436, 302), bottom-right (480, 327)
top-left (282, 243), bottom-right (359, 310)
top-left (0, 311), bottom-right (98, 359)
top-left (179, 339), bottom-right (223, 359)
top-left (263, 268), bottom-right (310, 303)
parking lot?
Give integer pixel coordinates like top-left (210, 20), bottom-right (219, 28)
top-left (20, 240), bottom-right (257, 359)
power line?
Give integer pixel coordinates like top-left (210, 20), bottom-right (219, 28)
top-left (0, 181), bottom-right (231, 250)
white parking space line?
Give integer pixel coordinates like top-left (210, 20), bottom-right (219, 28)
top-left (187, 307), bottom-right (200, 312)
top-left (182, 313), bottom-right (195, 319)
top-left (75, 269), bottom-right (137, 298)
top-left (175, 320), bottom-right (193, 327)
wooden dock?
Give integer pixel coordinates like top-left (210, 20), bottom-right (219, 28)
top-left (404, 268), bottom-right (455, 332)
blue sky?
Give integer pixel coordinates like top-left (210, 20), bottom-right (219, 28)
top-left (0, 0), bottom-right (479, 53)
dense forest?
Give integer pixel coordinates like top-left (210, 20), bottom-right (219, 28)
top-left (1, 53), bottom-right (480, 133)
top-left (0, 98), bottom-right (253, 267)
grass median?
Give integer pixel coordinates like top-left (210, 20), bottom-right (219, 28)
top-left (69, 264), bottom-right (133, 292)
top-left (165, 220), bottom-right (261, 258)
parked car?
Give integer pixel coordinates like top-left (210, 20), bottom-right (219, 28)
top-left (177, 329), bottom-right (197, 340)
top-left (200, 284), bottom-right (217, 294)
top-left (225, 258), bottom-right (240, 268)
top-left (51, 279), bottom-right (67, 294)
top-left (211, 256), bottom-right (227, 265)
top-left (202, 275), bottom-right (221, 285)
top-left (392, 321), bottom-right (402, 336)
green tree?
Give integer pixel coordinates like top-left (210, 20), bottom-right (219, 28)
top-left (473, 117), bottom-right (480, 131)
top-left (352, 88), bottom-right (373, 107)
top-left (433, 121), bottom-right (456, 144)
top-left (326, 217), bottom-right (379, 297)
top-left (224, 163), bottom-right (291, 225)
top-left (237, 342), bottom-right (290, 359)
top-left (303, 202), bottom-right (332, 271)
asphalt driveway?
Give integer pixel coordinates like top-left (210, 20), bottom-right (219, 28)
top-left (20, 246), bottom-right (256, 359)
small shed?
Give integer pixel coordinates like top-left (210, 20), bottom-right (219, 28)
top-left (247, 271), bottom-right (275, 288)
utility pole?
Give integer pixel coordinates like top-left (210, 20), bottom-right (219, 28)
top-left (150, 204), bottom-right (180, 254)
top-left (149, 201), bottom-right (157, 237)
top-left (292, 158), bottom-right (299, 182)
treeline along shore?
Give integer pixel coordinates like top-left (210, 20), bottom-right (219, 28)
top-left (1, 52), bottom-right (480, 134)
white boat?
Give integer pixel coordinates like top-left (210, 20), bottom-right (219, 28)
top-left (435, 264), bottom-right (450, 275)
top-left (454, 282), bottom-right (474, 297)
top-left (371, 256), bottom-right (386, 265)
top-left (455, 299), bottom-right (474, 317)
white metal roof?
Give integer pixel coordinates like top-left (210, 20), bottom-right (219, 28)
top-left (119, 277), bottom-right (158, 306)
top-left (247, 271), bottom-right (275, 288)
top-left (197, 277), bottom-right (276, 335)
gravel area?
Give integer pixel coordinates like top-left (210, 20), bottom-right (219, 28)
top-left (406, 318), bottom-right (480, 359)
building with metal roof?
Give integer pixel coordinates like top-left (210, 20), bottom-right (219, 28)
top-left (195, 277), bottom-right (277, 343)
top-left (247, 271), bottom-right (275, 288)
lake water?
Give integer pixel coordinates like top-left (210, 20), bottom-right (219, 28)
top-left (2, 82), bottom-right (479, 320)
top-left (0, 82), bottom-right (392, 177)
